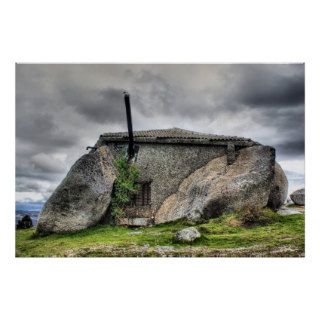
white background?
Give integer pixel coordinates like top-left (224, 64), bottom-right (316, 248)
top-left (0, 1), bottom-right (319, 319)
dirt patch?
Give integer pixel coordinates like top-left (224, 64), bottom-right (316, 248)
top-left (63, 244), bottom-right (304, 258)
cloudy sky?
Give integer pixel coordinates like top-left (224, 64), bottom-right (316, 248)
top-left (16, 64), bottom-right (304, 210)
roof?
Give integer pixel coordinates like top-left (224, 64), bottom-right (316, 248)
top-left (99, 128), bottom-right (257, 147)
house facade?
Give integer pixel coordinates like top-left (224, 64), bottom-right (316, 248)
top-left (95, 128), bottom-right (258, 225)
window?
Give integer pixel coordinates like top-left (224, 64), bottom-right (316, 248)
top-left (134, 182), bottom-right (151, 206)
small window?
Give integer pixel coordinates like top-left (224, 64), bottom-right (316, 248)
top-left (134, 182), bottom-right (151, 206)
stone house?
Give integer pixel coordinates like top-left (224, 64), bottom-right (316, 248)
top-left (36, 128), bottom-right (287, 234)
top-left (96, 128), bottom-right (258, 225)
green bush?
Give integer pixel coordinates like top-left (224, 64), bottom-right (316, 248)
top-left (238, 207), bottom-right (282, 226)
top-left (111, 154), bottom-right (140, 217)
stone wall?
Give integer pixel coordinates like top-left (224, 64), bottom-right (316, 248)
top-left (106, 142), bottom-right (230, 211)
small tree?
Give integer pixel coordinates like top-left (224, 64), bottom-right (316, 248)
top-left (111, 155), bottom-right (140, 218)
top-left (16, 214), bottom-right (33, 229)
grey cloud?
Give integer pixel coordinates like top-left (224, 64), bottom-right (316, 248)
top-left (16, 113), bottom-right (77, 150)
top-left (16, 169), bottom-right (64, 183)
top-left (131, 70), bottom-right (218, 119)
top-left (16, 181), bottom-right (43, 193)
top-left (16, 201), bottom-right (46, 211)
top-left (251, 104), bottom-right (305, 157)
top-left (16, 67), bottom-right (79, 151)
top-left (240, 75), bottom-right (304, 107)
top-left (275, 139), bottom-right (305, 157)
top-left (16, 64), bottom-right (305, 206)
top-left (60, 87), bottom-right (127, 124)
top-left (16, 180), bottom-right (55, 194)
top-left (230, 64), bottom-right (304, 108)
top-left (31, 153), bottom-right (67, 174)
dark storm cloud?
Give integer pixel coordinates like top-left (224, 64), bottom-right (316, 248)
top-left (230, 64), bottom-right (305, 108)
top-left (15, 66), bottom-right (79, 152)
top-left (275, 139), bottom-right (305, 157)
top-left (240, 75), bottom-right (304, 107)
top-left (59, 87), bottom-right (126, 124)
top-left (16, 112), bottom-right (77, 149)
top-left (16, 64), bottom-right (305, 205)
top-left (127, 65), bottom-right (305, 122)
top-left (246, 101), bottom-right (305, 159)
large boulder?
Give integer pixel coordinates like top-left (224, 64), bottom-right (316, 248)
top-left (267, 162), bottom-right (288, 209)
top-left (36, 146), bottom-right (117, 235)
top-left (155, 146), bottom-right (275, 224)
top-left (290, 188), bottom-right (305, 206)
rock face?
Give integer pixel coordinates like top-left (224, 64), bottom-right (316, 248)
top-left (36, 146), bottom-right (117, 235)
top-left (290, 188), bottom-right (305, 205)
top-left (267, 162), bottom-right (288, 209)
top-left (175, 227), bottom-right (201, 243)
top-left (155, 146), bottom-right (275, 224)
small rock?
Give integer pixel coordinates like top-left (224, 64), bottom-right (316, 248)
top-left (175, 227), bottom-right (201, 243)
top-left (286, 198), bottom-right (293, 204)
top-left (278, 206), bottom-right (304, 216)
top-left (129, 231), bottom-right (143, 236)
top-left (156, 245), bottom-right (174, 251)
top-left (290, 188), bottom-right (305, 206)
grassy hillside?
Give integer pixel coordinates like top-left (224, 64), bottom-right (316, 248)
top-left (16, 208), bottom-right (304, 257)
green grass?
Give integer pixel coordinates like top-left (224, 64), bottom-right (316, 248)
top-left (16, 210), bottom-right (304, 257)
top-left (286, 203), bottom-right (304, 208)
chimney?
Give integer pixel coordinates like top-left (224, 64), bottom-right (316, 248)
top-left (123, 91), bottom-right (135, 159)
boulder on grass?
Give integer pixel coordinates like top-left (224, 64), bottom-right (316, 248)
top-left (175, 227), bottom-right (201, 243)
top-left (267, 162), bottom-right (288, 209)
top-left (36, 146), bottom-right (117, 235)
top-left (155, 146), bottom-right (275, 224)
top-left (290, 188), bottom-right (305, 206)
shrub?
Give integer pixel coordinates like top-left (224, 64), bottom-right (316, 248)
top-left (197, 226), bottom-right (211, 234)
top-left (225, 214), bottom-right (242, 227)
top-left (238, 207), bottom-right (281, 227)
top-left (16, 215), bottom-right (33, 229)
top-left (111, 154), bottom-right (140, 217)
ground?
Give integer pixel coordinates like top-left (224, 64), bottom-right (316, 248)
top-left (16, 206), bottom-right (304, 257)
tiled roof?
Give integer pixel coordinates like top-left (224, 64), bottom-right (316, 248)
top-left (100, 128), bottom-right (256, 146)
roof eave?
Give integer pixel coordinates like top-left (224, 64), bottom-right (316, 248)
top-left (98, 136), bottom-right (258, 147)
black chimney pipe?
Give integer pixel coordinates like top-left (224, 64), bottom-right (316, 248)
top-left (123, 91), bottom-right (134, 159)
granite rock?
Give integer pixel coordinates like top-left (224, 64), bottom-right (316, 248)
top-left (267, 162), bottom-right (288, 209)
top-left (155, 146), bottom-right (275, 224)
top-left (290, 188), bottom-right (305, 206)
top-left (175, 227), bottom-right (201, 243)
top-left (36, 146), bottom-right (116, 234)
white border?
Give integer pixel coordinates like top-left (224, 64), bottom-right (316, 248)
top-left (1, 1), bottom-right (319, 320)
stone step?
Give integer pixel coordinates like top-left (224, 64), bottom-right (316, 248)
top-left (116, 217), bottom-right (154, 227)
